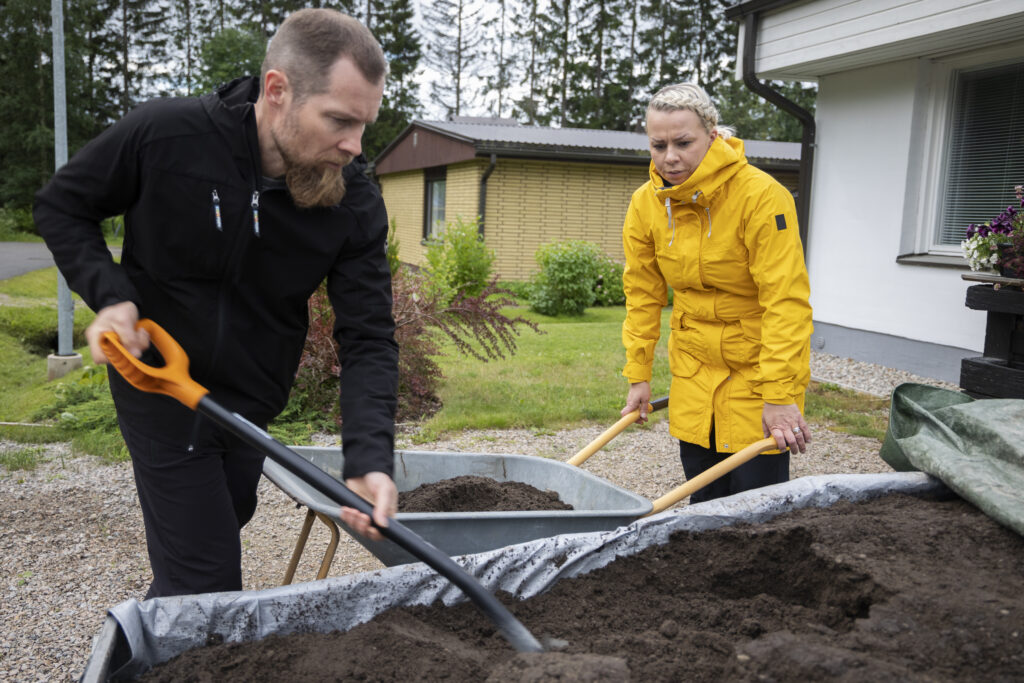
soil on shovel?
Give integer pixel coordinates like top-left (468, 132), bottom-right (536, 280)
top-left (397, 475), bottom-right (573, 512)
top-left (139, 493), bottom-right (1024, 682)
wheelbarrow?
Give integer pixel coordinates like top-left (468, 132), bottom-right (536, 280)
top-left (269, 396), bottom-right (777, 571)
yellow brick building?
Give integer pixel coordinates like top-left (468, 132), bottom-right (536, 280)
top-left (374, 119), bottom-right (800, 281)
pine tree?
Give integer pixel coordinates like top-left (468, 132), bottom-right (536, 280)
top-left (569, 0), bottom-right (627, 128)
top-left (482, 0), bottom-right (514, 118)
top-left (422, 0), bottom-right (484, 118)
top-left (537, 0), bottom-right (573, 126)
top-left (362, 0), bottom-right (422, 160)
top-left (509, 0), bottom-right (547, 125)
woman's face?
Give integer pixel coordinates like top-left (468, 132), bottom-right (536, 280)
top-left (646, 108), bottom-right (717, 186)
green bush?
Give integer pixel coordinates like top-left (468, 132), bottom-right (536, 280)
top-left (0, 306), bottom-right (91, 356)
top-left (386, 218), bottom-right (401, 275)
top-left (529, 241), bottom-right (603, 316)
top-left (592, 254), bottom-right (625, 307)
top-left (0, 207), bottom-right (38, 240)
top-left (497, 279), bottom-right (533, 301)
top-left (424, 216), bottom-right (494, 301)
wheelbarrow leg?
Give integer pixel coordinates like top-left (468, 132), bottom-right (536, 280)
top-left (314, 512), bottom-right (341, 581)
top-left (283, 508), bottom-right (317, 585)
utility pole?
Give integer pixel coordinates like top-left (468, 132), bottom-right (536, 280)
top-left (48, 0), bottom-right (82, 380)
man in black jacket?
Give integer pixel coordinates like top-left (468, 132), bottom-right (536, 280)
top-left (33, 9), bottom-right (398, 598)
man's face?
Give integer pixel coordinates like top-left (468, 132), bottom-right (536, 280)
top-left (271, 57), bottom-right (384, 208)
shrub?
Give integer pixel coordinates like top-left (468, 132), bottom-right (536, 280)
top-left (529, 240), bottom-right (602, 316)
top-left (424, 216), bottom-right (494, 301)
top-left (0, 305), bottom-right (91, 356)
top-left (287, 270), bottom-right (541, 426)
top-left (592, 254), bottom-right (625, 307)
top-left (0, 207), bottom-right (37, 240)
top-left (386, 218), bottom-right (402, 275)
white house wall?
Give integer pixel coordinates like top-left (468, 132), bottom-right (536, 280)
top-left (807, 59), bottom-right (986, 354)
top-left (750, 0), bottom-right (1024, 80)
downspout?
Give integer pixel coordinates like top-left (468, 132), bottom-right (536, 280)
top-left (478, 153), bottom-right (497, 238)
top-left (741, 12), bottom-right (815, 255)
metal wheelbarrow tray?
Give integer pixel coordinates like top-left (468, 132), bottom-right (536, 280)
top-left (264, 447), bottom-right (653, 567)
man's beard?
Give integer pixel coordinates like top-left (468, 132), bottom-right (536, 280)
top-left (273, 115), bottom-right (348, 209)
top-left (284, 159), bottom-right (347, 209)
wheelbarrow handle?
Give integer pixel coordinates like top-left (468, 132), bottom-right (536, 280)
top-left (99, 319), bottom-right (209, 409)
top-left (567, 395), bottom-right (668, 467)
top-left (644, 437), bottom-right (778, 516)
top-left (100, 319), bottom-right (543, 654)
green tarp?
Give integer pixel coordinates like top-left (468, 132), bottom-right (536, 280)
top-left (881, 382), bottom-right (1024, 536)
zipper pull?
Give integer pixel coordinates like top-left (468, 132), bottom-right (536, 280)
top-left (212, 189), bottom-right (223, 231)
top-left (251, 190), bottom-right (260, 237)
top-left (665, 197), bottom-right (676, 247)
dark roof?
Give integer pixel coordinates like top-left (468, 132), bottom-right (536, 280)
top-left (373, 118), bottom-right (801, 173)
top-left (415, 119), bottom-right (800, 163)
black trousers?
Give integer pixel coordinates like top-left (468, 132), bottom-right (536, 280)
top-left (116, 405), bottom-right (266, 599)
top-left (679, 423), bottom-right (789, 504)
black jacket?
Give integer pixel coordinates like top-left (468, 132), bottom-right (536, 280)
top-left (33, 77), bottom-right (398, 479)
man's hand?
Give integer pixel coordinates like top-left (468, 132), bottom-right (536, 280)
top-left (86, 301), bottom-right (149, 364)
top-left (341, 471), bottom-right (398, 541)
top-left (622, 381), bottom-right (652, 424)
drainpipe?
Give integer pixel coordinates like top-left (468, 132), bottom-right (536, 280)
top-left (477, 153), bottom-right (497, 238)
top-left (741, 12), bottom-right (815, 255)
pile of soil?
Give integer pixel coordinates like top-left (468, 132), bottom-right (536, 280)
top-left (397, 475), bottom-right (573, 512)
top-left (140, 493), bottom-right (1024, 681)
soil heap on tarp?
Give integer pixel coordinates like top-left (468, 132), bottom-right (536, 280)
top-left (139, 494), bottom-right (1024, 682)
top-left (398, 475), bottom-right (573, 512)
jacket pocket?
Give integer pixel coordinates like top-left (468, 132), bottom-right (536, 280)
top-left (132, 168), bottom-right (240, 278)
top-left (668, 331), bottom-right (703, 379)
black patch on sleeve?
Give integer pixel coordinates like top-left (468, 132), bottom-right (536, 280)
top-left (775, 214), bottom-right (787, 231)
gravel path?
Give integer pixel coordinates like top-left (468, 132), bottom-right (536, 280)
top-left (0, 353), bottom-right (958, 681)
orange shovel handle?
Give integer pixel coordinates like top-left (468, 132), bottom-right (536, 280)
top-left (99, 318), bottom-right (209, 410)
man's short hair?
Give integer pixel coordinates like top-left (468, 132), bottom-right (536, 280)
top-left (261, 9), bottom-right (388, 102)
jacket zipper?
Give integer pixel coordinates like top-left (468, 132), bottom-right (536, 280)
top-left (212, 189), bottom-right (223, 231)
top-left (251, 190), bottom-right (260, 238)
top-left (665, 198), bottom-right (676, 246)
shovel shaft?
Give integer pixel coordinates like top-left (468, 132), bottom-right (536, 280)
top-left (197, 398), bottom-right (544, 652)
top-left (568, 396), bottom-right (668, 466)
top-left (644, 437), bottom-right (778, 515)
top-left (102, 319), bottom-right (543, 653)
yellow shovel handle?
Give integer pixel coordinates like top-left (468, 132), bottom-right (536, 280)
top-left (643, 437), bottom-right (778, 516)
top-left (99, 318), bottom-right (209, 410)
top-left (568, 396), bottom-right (669, 467)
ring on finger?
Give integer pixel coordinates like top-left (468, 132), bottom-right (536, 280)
top-left (793, 427), bottom-right (802, 434)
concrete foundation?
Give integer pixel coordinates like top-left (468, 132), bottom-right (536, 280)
top-left (47, 353), bottom-right (82, 381)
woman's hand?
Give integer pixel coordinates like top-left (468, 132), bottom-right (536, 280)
top-left (622, 381), bottom-right (652, 424)
top-left (762, 402), bottom-right (811, 453)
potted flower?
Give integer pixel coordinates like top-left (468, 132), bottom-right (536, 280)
top-left (961, 185), bottom-right (1024, 277)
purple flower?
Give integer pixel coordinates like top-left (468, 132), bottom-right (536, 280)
top-left (967, 224), bottom-right (978, 237)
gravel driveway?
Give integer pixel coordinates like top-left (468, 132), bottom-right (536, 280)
top-left (0, 353), bottom-right (957, 681)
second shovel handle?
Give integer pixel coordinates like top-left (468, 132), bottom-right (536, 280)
top-left (568, 396), bottom-right (668, 467)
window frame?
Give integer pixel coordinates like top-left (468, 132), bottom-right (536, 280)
top-left (422, 166), bottom-right (447, 241)
top-left (901, 43), bottom-right (1024, 259)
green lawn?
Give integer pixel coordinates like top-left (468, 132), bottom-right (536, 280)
top-left (0, 263), bottom-right (889, 458)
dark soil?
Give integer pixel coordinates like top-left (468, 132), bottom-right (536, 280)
top-left (139, 494), bottom-right (1024, 682)
top-left (397, 475), bottom-right (573, 512)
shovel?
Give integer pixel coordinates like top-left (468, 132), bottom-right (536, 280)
top-left (100, 318), bottom-right (543, 653)
top-left (568, 396), bottom-right (777, 514)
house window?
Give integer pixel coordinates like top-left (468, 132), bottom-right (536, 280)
top-left (936, 61), bottom-right (1024, 247)
top-left (423, 167), bottom-right (447, 240)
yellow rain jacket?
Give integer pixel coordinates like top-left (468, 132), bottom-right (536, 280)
top-left (622, 136), bottom-right (812, 453)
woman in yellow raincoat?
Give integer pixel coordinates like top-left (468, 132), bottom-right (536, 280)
top-left (621, 82), bottom-right (813, 503)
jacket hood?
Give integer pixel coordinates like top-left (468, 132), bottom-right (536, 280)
top-left (650, 136), bottom-right (748, 206)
